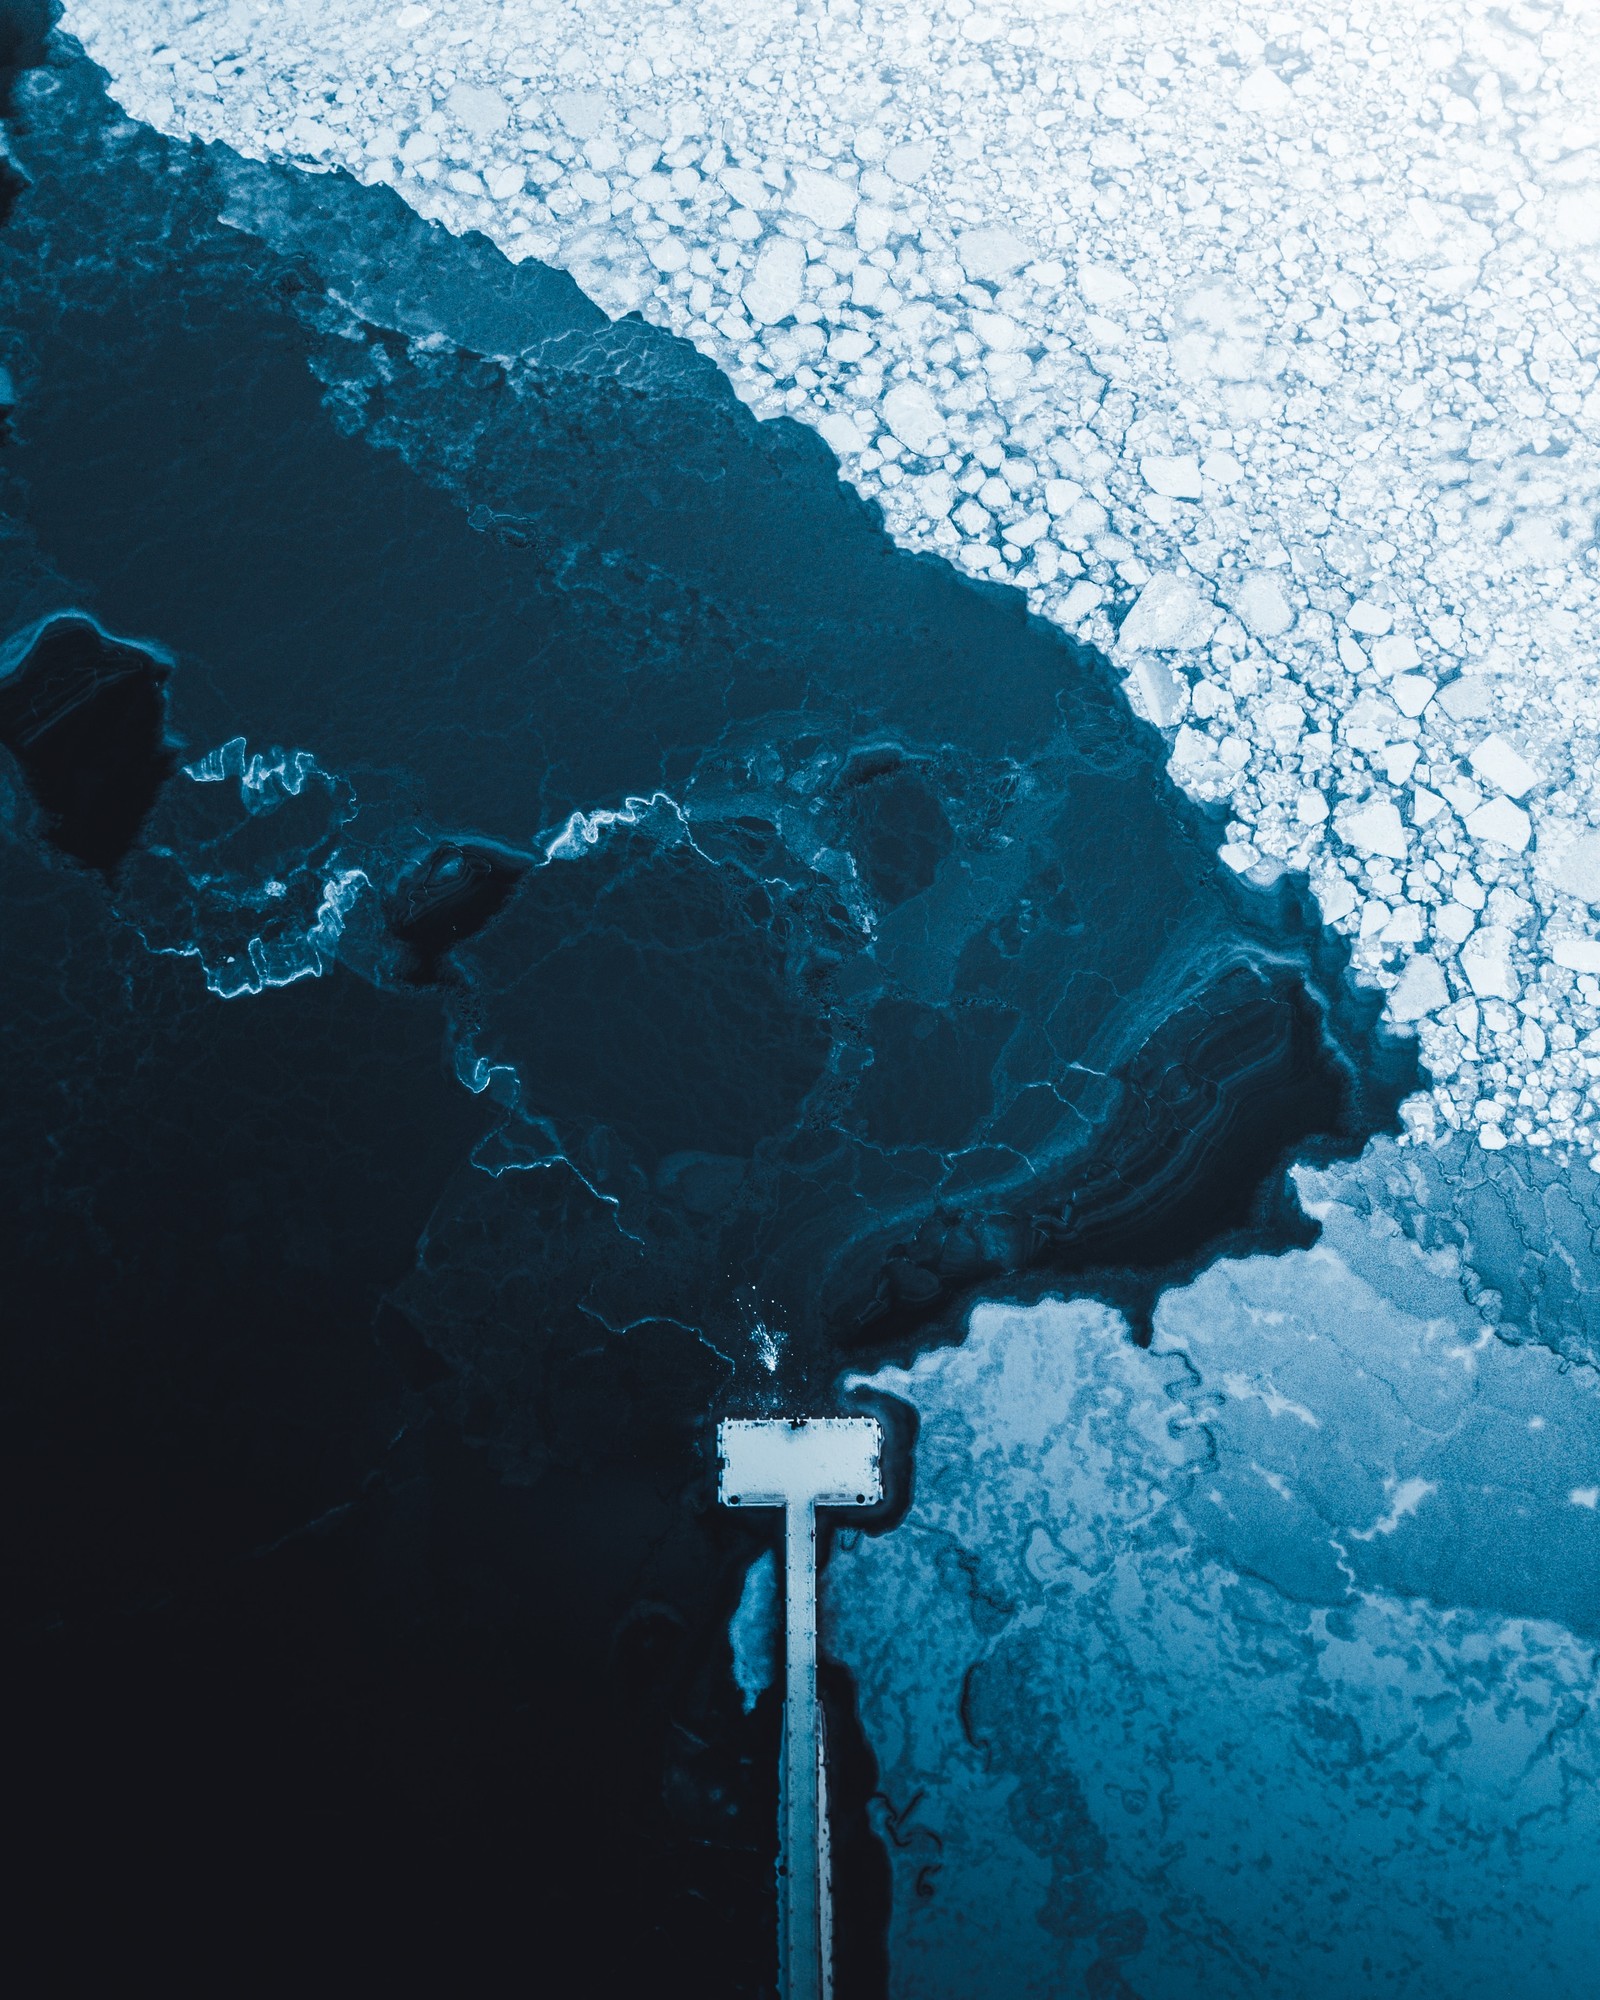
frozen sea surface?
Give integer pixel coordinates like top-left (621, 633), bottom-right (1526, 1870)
top-left (4, 10), bottom-right (1599, 1995)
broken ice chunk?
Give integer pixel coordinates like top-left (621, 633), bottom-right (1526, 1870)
top-left (1371, 634), bottom-right (1421, 675)
top-left (1389, 675), bottom-right (1436, 718)
top-left (1141, 455), bottom-right (1204, 500)
top-left (1389, 955), bottom-right (1448, 1021)
top-left (1549, 832), bottom-right (1600, 905)
top-left (1469, 733), bottom-right (1541, 800)
top-left (1117, 572), bottom-right (1218, 651)
top-left (1552, 936), bottom-right (1600, 973)
top-left (956, 225), bottom-right (1032, 281)
top-left (1337, 799), bottom-right (1408, 860)
top-left (1465, 796), bottom-right (1532, 853)
top-left (446, 83), bottom-right (510, 139)
top-left (880, 381), bottom-right (945, 456)
top-left (743, 238), bottom-right (805, 324)
top-left (1345, 599), bottom-right (1393, 636)
top-left (1233, 571), bottom-right (1293, 638)
top-left (788, 167), bottom-right (856, 232)
top-left (1460, 924), bottom-right (1520, 1000)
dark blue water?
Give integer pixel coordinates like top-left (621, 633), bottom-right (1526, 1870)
top-left (0, 28), bottom-right (1415, 1996)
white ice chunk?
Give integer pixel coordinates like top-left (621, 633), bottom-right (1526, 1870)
top-left (550, 89), bottom-right (610, 140)
top-left (1078, 261), bottom-right (1136, 309)
top-left (788, 167), bottom-right (856, 232)
top-left (743, 237), bottom-right (806, 324)
top-left (1389, 676), bottom-right (1436, 718)
top-left (446, 83), bottom-right (509, 138)
top-left (1338, 799), bottom-right (1408, 860)
top-left (1372, 634), bottom-right (1421, 676)
top-left (1465, 796), bottom-right (1532, 853)
top-left (1552, 937), bottom-right (1600, 973)
top-left (956, 225), bottom-right (1031, 281)
top-left (1410, 786), bottom-right (1447, 825)
top-left (1389, 956), bottom-right (1448, 1022)
top-left (884, 140), bottom-right (934, 184)
top-left (1550, 833), bottom-right (1600, 905)
top-left (1238, 68), bottom-right (1295, 118)
top-left (1469, 733), bottom-right (1541, 800)
top-left (1460, 925), bottom-right (1520, 1000)
top-left (1345, 600), bottom-right (1394, 636)
top-left (1117, 572), bottom-right (1217, 651)
top-left (1141, 455), bottom-right (1204, 500)
top-left (881, 380), bottom-right (945, 456)
top-left (1233, 572), bottom-right (1293, 638)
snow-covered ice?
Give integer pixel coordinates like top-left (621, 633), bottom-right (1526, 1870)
top-left (61, 0), bottom-right (1600, 1159)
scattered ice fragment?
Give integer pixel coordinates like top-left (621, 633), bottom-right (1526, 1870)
top-left (1338, 799), bottom-right (1408, 861)
top-left (1233, 571), bottom-right (1293, 639)
top-left (1552, 937), bottom-right (1600, 973)
top-left (787, 167), bottom-right (855, 232)
top-left (1549, 833), bottom-right (1600, 905)
top-left (743, 237), bottom-right (805, 324)
top-left (880, 381), bottom-right (944, 456)
top-left (1389, 956), bottom-right (1448, 1022)
top-left (1438, 676), bottom-right (1493, 720)
top-left (956, 226), bottom-right (1031, 282)
top-left (1469, 733), bottom-right (1541, 800)
top-left (885, 140), bottom-right (934, 184)
top-left (1238, 68), bottom-right (1295, 118)
top-left (550, 90), bottom-right (610, 140)
top-left (1117, 572), bottom-right (1217, 651)
top-left (1141, 455), bottom-right (1204, 500)
top-left (1461, 925), bottom-right (1520, 1000)
top-left (1389, 676), bottom-right (1436, 718)
top-left (1372, 634), bottom-right (1420, 676)
top-left (446, 83), bottom-right (509, 138)
top-left (1466, 796), bottom-right (1532, 854)
top-left (1346, 600), bottom-right (1393, 636)
top-left (1572, 1488), bottom-right (1600, 1510)
top-left (1410, 786), bottom-right (1447, 825)
top-left (1078, 261), bottom-right (1136, 309)
top-left (1127, 655), bottom-right (1187, 729)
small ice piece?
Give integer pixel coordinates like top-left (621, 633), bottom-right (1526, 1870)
top-left (1338, 799), bottom-right (1408, 860)
top-left (1552, 937), bottom-right (1600, 973)
top-left (957, 225), bottom-right (1032, 281)
top-left (1409, 786), bottom-right (1447, 824)
top-left (1389, 955), bottom-right (1448, 1021)
top-left (446, 83), bottom-right (509, 138)
top-left (1233, 571), bottom-right (1293, 638)
top-left (1117, 572), bottom-right (1217, 651)
top-left (788, 167), bottom-right (856, 232)
top-left (881, 380), bottom-right (945, 456)
top-left (1550, 832), bottom-right (1600, 905)
top-left (1238, 67), bottom-right (1295, 117)
top-left (1078, 261), bottom-right (1137, 309)
top-left (1141, 455), bottom-right (1204, 500)
top-left (1438, 675), bottom-right (1493, 719)
top-left (884, 139), bottom-right (934, 184)
top-left (744, 238), bottom-right (806, 325)
top-left (1465, 796), bottom-right (1532, 853)
top-left (550, 89), bottom-right (610, 140)
top-left (1345, 599), bottom-right (1393, 636)
top-left (1572, 1488), bottom-right (1600, 1510)
top-left (1460, 924), bottom-right (1519, 1000)
top-left (1389, 675), bottom-right (1436, 718)
top-left (1435, 904), bottom-right (1476, 944)
top-left (1372, 634), bottom-right (1421, 675)
top-left (1469, 733), bottom-right (1541, 800)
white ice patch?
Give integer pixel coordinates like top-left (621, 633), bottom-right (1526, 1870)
top-left (65, 0), bottom-right (1600, 1157)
